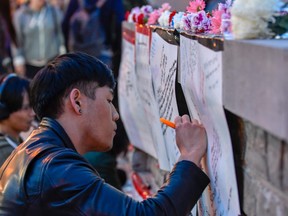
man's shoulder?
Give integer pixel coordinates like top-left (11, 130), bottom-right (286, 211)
top-left (24, 138), bottom-right (79, 165)
top-left (23, 137), bottom-right (88, 172)
top-left (32, 146), bottom-right (100, 190)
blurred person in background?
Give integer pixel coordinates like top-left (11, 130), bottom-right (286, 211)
top-left (69, 0), bottom-right (108, 65)
top-left (63, 0), bottom-right (125, 73)
top-left (10, 0), bottom-right (28, 14)
top-left (122, 0), bottom-right (149, 12)
top-left (0, 0), bottom-right (18, 74)
top-left (205, 0), bottom-right (227, 12)
top-left (0, 73), bottom-right (35, 167)
top-left (13, 0), bottom-right (65, 79)
top-left (48, 0), bottom-right (70, 12)
top-left (99, 0), bottom-right (124, 74)
top-left (62, 0), bottom-right (82, 51)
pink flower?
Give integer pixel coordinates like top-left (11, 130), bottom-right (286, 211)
top-left (210, 9), bottom-right (223, 34)
top-left (148, 9), bottom-right (161, 24)
top-left (140, 5), bottom-right (153, 16)
top-left (210, 0), bottom-right (232, 34)
top-left (190, 11), bottom-right (211, 33)
top-left (182, 14), bottom-right (193, 31)
top-left (186, 0), bottom-right (206, 13)
top-left (159, 3), bottom-right (171, 13)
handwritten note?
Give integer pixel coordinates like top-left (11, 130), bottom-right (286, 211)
top-left (179, 35), bottom-right (241, 216)
top-left (135, 25), bottom-right (169, 170)
top-left (118, 29), bottom-right (157, 158)
top-left (150, 32), bottom-right (180, 170)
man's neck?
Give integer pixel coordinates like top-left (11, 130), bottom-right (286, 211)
top-left (56, 116), bottom-right (84, 155)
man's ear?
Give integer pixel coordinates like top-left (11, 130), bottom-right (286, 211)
top-left (69, 88), bottom-right (82, 115)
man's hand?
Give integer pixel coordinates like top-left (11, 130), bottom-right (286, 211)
top-left (175, 115), bottom-right (207, 167)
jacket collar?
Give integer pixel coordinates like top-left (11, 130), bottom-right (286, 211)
top-left (39, 117), bottom-right (77, 152)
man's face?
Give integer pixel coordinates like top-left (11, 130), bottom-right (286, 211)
top-left (82, 86), bottom-right (119, 152)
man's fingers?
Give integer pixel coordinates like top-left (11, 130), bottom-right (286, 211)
top-left (182, 114), bottom-right (190, 123)
top-left (191, 119), bottom-right (199, 125)
top-left (175, 115), bottom-right (204, 128)
top-left (174, 116), bottom-right (182, 125)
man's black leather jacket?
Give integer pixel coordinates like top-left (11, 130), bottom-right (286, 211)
top-left (0, 117), bottom-right (209, 216)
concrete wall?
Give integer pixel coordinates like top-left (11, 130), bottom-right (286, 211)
top-left (242, 120), bottom-right (288, 215)
top-left (225, 108), bottom-right (288, 216)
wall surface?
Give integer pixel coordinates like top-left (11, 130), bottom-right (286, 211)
top-left (242, 120), bottom-right (288, 215)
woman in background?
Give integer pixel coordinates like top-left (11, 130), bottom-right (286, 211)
top-left (0, 73), bottom-right (35, 167)
top-left (13, 0), bottom-right (65, 79)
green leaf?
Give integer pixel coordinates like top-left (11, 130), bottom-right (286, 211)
top-left (268, 14), bottom-right (288, 36)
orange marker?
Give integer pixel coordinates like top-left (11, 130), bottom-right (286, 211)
top-left (160, 118), bottom-right (175, 129)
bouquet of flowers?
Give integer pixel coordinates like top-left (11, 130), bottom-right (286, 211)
top-left (125, 0), bottom-right (235, 36)
top-left (231, 0), bottom-right (286, 39)
top-left (126, 5), bottom-right (153, 24)
top-left (210, 0), bottom-right (232, 34)
top-left (148, 3), bottom-right (172, 25)
top-left (181, 0), bottom-right (212, 33)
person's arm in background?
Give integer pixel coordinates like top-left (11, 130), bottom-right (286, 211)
top-left (112, 0), bottom-right (124, 49)
top-left (12, 8), bottom-right (25, 77)
top-left (61, 0), bottom-right (80, 52)
top-left (52, 5), bottom-right (66, 55)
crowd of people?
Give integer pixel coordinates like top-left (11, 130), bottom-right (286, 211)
top-left (0, 0), bottom-right (150, 78)
top-left (0, 0), bottom-right (131, 189)
top-left (0, 1), bottom-right (211, 215)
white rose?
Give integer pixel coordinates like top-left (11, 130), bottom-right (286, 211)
top-left (231, 0), bottom-right (282, 39)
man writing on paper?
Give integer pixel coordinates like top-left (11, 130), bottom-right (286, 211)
top-left (0, 52), bottom-right (209, 215)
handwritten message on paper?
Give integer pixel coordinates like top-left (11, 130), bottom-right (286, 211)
top-left (150, 32), bottom-right (180, 170)
top-left (179, 37), bottom-right (201, 121)
top-left (179, 35), bottom-right (240, 216)
top-left (118, 32), bottom-right (157, 158)
top-left (135, 25), bottom-right (169, 170)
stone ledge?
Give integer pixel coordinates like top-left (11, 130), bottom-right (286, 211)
top-left (223, 39), bottom-right (288, 141)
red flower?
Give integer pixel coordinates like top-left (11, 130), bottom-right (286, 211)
top-left (125, 11), bottom-right (130, 21)
top-left (206, 12), bottom-right (211, 18)
top-left (137, 13), bottom-right (145, 24)
top-left (132, 14), bottom-right (136, 22)
top-left (168, 10), bottom-right (177, 25)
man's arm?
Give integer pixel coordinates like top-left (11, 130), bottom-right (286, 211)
top-left (38, 115), bottom-right (209, 215)
top-left (40, 151), bottom-right (209, 216)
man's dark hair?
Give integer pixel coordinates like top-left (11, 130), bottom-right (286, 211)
top-left (30, 52), bottom-right (116, 120)
top-left (0, 74), bottom-right (30, 120)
